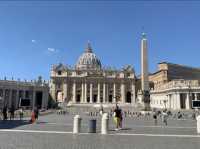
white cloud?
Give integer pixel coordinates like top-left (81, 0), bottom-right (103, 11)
top-left (48, 48), bottom-right (57, 52)
top-left (31, 40), bottom-right (36, 43)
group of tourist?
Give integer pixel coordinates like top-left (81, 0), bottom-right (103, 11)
top-left (152, 110), bottom-right (168, 125)
top-left (1, 105), bottom-right (23, 120)
top-left (0, 106), bottom-right (40, 123)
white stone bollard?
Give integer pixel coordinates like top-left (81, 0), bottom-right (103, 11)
top-left (101, 113), bottom-right (109, 134)
top-left (196, 115), bottom-right (200, 133)
top-left (73, 115), bottom-right (81, 134)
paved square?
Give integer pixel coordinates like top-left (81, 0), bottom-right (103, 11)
top-left (0, 113), bottom-right (199, 149)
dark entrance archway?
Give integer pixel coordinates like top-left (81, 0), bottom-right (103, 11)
top-left (93, 95), bottom-right (97, 103)
top-left (76, 94), bottom-right (81, 103)
top-left (87, 97), bottom-right (90, 103)
top-left (35, 91), bottom-right (43, 109)
top-left (180, 93), bottom-right (186, 109)
top-left (109, 95), bottom-right (112, 103)
top-left (126, 91), bottom-right (131, 103)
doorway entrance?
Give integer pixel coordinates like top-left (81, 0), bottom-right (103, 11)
top-left (126, 91), bottom-right (131, 103)
top-left (109, 95), bottom-right (112, 103)
top-left (35, 91), bottom-right (43, 109)
top-left (93, 95), bottom-right (97, 103)
top-left (76, 94), bottom-right (81, 103)
top-left (180, 93), bottom-right (186, 109)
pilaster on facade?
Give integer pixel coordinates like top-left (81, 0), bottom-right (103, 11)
top-left (32, 91), bottom-right (36, 109)
top-left (90, 83), bottom-right (93, 103)
top-left (81, 83), bottom-right (84, 103)
top-left (195, 93), bottom-right (197, 101)
top-left (120, 82), bottom-right (125, 103)
top-left (103, 83), bottom-right (106, 103)
top-left (97, 83), bottom-right (101, 103)
top-left (113, 83), bottom-right (116, 103)
top-left (186, 93), bottom-right (190, 109)
top-left (176, 93), bottom-right (180, 109)
top-left (63, 82), bottom-right (68, 102)
top-left (84, 82), bottom-right (87, 103)
top-left (8, 90), bottom-right (12, 108)
top-left (50, 83), bottom-right (56, 100)
top-left (106, 84), bottom-right (109, 103)
top-left (72, 81), bottom-right (76, 103)
top-left (16, 90), bottom-right (19, 109)
top-left (2, 89), bottom-right (5, 106)
top-left (131, 83), bottom-right (135, 105)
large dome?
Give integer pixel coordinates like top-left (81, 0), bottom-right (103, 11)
top-left (75, 42), bottom-right (102, 70)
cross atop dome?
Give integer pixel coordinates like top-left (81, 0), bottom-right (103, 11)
top-left (85, 40), bottom-right (93, 53)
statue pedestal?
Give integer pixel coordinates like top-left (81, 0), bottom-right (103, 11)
top-left (141, 90), bottom-right (151, 111)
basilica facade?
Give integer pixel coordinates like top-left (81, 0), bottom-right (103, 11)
top-left (50, 43), bottom-right (136, 105)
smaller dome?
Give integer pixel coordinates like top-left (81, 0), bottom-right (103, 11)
top-left (75, 42), bottom-right (102, 70)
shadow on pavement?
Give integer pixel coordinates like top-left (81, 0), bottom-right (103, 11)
top-left (35, 121), bottom-right (48, 124)
top-left (109, 128), bottom-right (132, 132)
top-left (0, 120), bottom-right (31, 129)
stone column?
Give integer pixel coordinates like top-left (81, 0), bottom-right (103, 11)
top-left (113, 83), bottom-right (116, 103)
top-left (41, 90), bottom-right (48, 109)
top-left (84, 83), bottom-right (87, 103)
top-left (32, 91), bottom-right (36, 109)
top-left (81, 83), bottom-right (84, 103)
top-left (173, 94), bottom-right (176, 110)
top-left (42, 91), bottom-right (45, 109)
top-left (106, 84), bottom-right (109, 103)
top-left (186, 93), bottom-right (190, 109)
top-left (176, 93), bottom-right (180, 109)
top-left (97, 83), bottom-right (101, 103)
top-left (131, 83), bottom-right (135, 105)
top-left (72, 81), bottom-right (76, 103)
top-left (50, 81), bottom-right (56, 100)
top-left (63, 82), bottom-right (68, 103)
top-left (23, 90), bottom-right (26, 99)
top-left (2, 89), bottom-right (5, 106)
top-left (9, 90), bottom-right (12, 108)
top-left (103, 83), bottom-right (106, 103)
top-left (16, 90), bottom-right (19, 108)
top-left (120, 83), bottom-right (125, 103)
top-left (90, 83), bottom-right (93, 103)
top-left (195, 93), bottom-right (198, 101)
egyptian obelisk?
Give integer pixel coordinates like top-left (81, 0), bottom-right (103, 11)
top-left (141, 33), bottom-right (150, 110)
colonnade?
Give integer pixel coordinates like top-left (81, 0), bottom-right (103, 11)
top-left (62, 81), bottom-right (135, 104)
top-left (166, 92), bottom-right (200, 110)
top-left (0, 88), bottom-right (48, 109)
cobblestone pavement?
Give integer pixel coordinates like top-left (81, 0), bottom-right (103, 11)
top-left (0, 113), bottom-right (199, 149)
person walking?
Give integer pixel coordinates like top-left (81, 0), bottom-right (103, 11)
top-left (113, 104), bottom-right (122, 131)
top-left (162, 111), bottom-right (168, 126)
top-left (153, 111), bottom-right (158, 125)
top-left (30, 110), bottom-right (35, 123)
top-left (2, 106), bottom-right (7, 120)
top-left (19, 108), bottom-right (23, 120)
top-left (9, 105), bottom-right (15, 120)
top-left (34, 107), bottom-right (39, 121)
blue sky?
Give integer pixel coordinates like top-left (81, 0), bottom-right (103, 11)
top-left (0, 1), bottom-right (200, 80)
